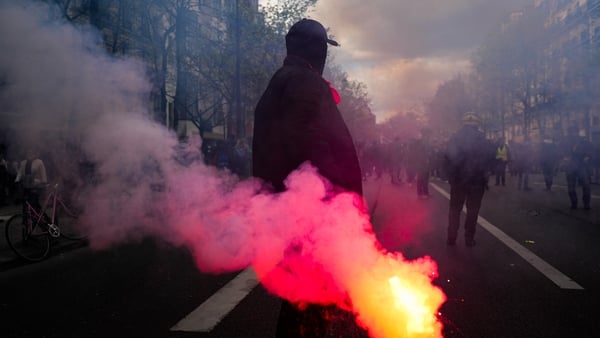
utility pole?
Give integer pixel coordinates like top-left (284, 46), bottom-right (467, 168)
top-left (173, 6), bottom-right (189, 133)
top-left (234, 0), bottom-right (243, 138)
top-left (89, 0), bottom-right (100, 28)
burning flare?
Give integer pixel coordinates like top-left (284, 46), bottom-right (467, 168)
top-left (246, 165), bottom-right (446, 338)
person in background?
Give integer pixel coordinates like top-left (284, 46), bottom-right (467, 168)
top-left (388, 136), bottom-right (404, 184)
top-left (513, 138), bottom-right (533, 191)
top-left (430, 139), bottom-right (446, 181)
top-left (539, 137), bottom-right (559, 191)
top-left (404, 137), bottom-right (419, 186)
top-left (0, 143), bottom-right (9, 206)
top-left (412, 127), bottom-right (433, 198)
top-left (562, 125), bottom-right (594, 210)
top-left (215, 139), bottom-right (233, 171)
top-left (252, 18), bottom-right (367, 338)
top-left (494, 137), bottom-right (510, 186)
top-left (366, 140), bottom-right (385, 180)
top-left (15, 145), bottom-right (48, 216)
top-left (593, 142), bottom-right (600, 184)
top-left (508, 139), bottom-right (518, 177)
top-left (232, 138), bottom-right (251, 178)
top-left (443, 112), bottom-right (495, 247)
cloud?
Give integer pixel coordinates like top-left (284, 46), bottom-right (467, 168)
top-left (311, 0), bottom-right (534, 120)
top-left (340, 56), bottom-right (471, 120)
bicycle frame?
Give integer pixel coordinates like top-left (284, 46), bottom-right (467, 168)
top-left (24, 184), bottom-right (62, 238)
top-left (6, 183), bottom-right (83, 262)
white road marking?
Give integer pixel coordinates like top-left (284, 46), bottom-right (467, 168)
top-left (170, 268), bottom-right (259, 332)
top-left (430, 182), bottom-right (584, 290)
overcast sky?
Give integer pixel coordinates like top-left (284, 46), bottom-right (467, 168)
top-left (277, 0), bottom-right (535, 121)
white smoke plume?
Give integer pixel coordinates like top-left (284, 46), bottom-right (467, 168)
top-left (0, 2), bottom-right (445, 337)
top-left (0, 0), bottom-right (367, 290)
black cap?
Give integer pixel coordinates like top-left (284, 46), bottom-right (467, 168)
top-left (286, 19), bottom-right (340, 47)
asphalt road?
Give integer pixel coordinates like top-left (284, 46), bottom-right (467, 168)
top-left (1, 173), bottom-right (599, 338)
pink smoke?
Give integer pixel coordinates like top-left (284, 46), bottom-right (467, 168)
top-left (1, 2), bottom-right (446, 336)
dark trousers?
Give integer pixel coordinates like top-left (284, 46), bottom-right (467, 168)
top-left (416, 169), bottom-right (430, 196)
top-left (566, 168), bottom-right (591, 208)
top-left (517, 170), bottom-right (529, 190)
top-left (448, 184), bottom-right (485, 241)
top-left (541, 164), bottom-right (554, 190)
top-left (495, 161), bottom-right (507, 185)
top-left (276, 301), bottom-right (369, 338)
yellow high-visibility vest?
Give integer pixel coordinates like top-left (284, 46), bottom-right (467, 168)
top-left (496, 146), bottom-right (508, 161)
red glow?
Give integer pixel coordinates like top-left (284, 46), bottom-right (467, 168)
top-left (372, 185), bottom-right (432, 250)
top-left (326, 80), bottom-right (341, 104)
top-left (249, 167), bottom-right (446, 337)
top-left (86, 160), bottom-right (446, 337)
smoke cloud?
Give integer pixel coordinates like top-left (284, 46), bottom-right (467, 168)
top-left (311, 0), bottom-right (534, 119)
top-left (1, 2), bottom-right (445, 336)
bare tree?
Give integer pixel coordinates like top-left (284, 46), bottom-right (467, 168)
top-left (427, 74), bottom-right (475, 135)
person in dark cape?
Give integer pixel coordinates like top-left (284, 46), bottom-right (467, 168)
top-left (252, 18), bottom-right (368, 338)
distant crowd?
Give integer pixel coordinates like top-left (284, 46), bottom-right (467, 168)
top-left (1, 126), bottom-right (598, 210)
top-left (354, 124), bottom-right (599, 209)
top-left (0, 135), bottom-right (254, 208)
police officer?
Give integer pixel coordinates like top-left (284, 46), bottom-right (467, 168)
top-left (443, 112), bottom-right (495, 247)
top-left (494, 137), bottom-right (510, 186)
top-left (562, 125), bottom-right (593, 210)
top-left (539, 137), bottom-right (559, 191)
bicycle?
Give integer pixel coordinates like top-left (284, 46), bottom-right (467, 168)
top-left (5, 183), bottom-right (87, 262)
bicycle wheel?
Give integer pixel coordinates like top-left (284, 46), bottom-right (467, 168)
top-left (55, 201), bottom-right (86, 241)
top-left (5, 214), bottom-right (51, 262)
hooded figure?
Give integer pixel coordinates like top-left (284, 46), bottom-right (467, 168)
top-left (252, 18), bottom-right (362, 195)
top-left (252, 19), bottom-right (367, 338)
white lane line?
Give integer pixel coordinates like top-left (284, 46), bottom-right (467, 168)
top-left (430, 182), bottom-right (584, 290)
top-left (171, 268), bottom-right (259, 332)
top-left (532, 183), bottom-right (600, 199)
